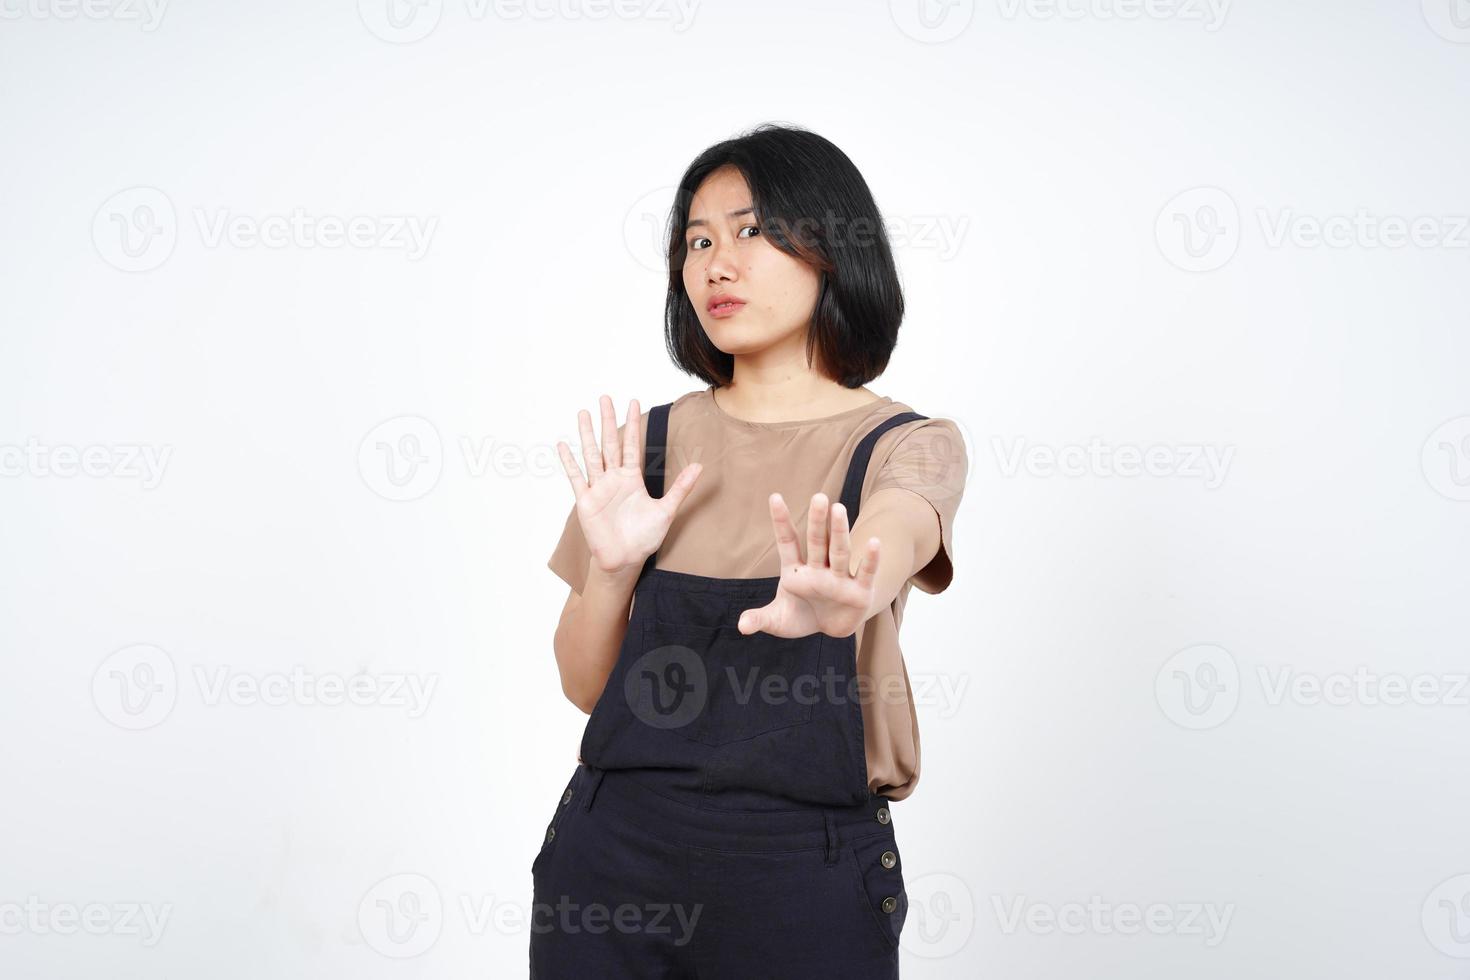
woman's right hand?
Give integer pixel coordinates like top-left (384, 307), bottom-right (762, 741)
top-left (556, 395), bottom-right (703, 576)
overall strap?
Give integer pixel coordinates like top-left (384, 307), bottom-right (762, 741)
top-left (637, 402), bottom-right (673, 579)
top-left (838, 411), bottom-right (928, 526)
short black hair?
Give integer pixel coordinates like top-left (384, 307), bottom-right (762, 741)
top-left (663, 123), bottom-right (904, 389)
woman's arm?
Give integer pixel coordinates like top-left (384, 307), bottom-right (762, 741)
top-left (549, 395), bottom-right (703, 714)
top-left (734, 487), bottom-right (945, 639)
top-left (551, 562), bottom-right (641, 714)
top-left (849, 486), bottom-right (945, 620)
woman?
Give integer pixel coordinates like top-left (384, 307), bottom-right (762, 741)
top-left (533, 123), bottom-right (967, 978)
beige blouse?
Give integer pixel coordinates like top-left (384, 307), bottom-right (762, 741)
top-left (547, 386), bottom-right (967, 801)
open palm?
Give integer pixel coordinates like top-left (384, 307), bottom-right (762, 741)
top-left (555, 395), bottom-right (702, 575)
top-left (736, 491), bottom-right (879, 640)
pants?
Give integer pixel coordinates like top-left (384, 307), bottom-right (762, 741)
top-left (528, 763), bottom-right (907, 978)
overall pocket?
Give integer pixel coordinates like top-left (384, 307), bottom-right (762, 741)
top-left (641, 621), bottom-right (825, 746)
top-left (530, 771), bottom-right (579, 878)
top-left (846, 827), bottom-right (908, 950)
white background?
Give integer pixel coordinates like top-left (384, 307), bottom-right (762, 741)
top-left (3, 0), bottom-right (1469, 977)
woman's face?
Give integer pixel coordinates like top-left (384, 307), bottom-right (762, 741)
top-left (681, 165), bottom-right (821, 362)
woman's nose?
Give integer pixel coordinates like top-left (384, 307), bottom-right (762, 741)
top-left (704, 247), bottom-right (737, 284)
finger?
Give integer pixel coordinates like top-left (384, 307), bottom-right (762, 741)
top-left (829, 502), bottom-right (852, 576)
top-left (768, 493), bottom-right (803, 568)
top-left (853, 536), bottom-right (881, 596)
top-left (657, 462), bottom-right (702, 515)
top-left (623, 398), bottom-right (641, 474)
top-left (556, 441), bottom-right (587, 503)
top-left (806, 493), bottom-right (830, 568)
top-left (599, 394), bottom-right (621, 470)
top-left (736, 604), bottom-right (769, 635)
top-left (577, 408), bottom-right (603, 479)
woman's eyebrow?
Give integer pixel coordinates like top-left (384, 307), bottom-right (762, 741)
top-left (686, 207), bottom-right (755, 229)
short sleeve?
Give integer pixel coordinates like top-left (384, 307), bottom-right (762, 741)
top-left (547, 500), bottom-right (591, 596)
top-left (868, 418), bottom-right (968, 595)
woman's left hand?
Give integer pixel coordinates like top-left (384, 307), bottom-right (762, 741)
top-left (736, 492), bottom-right (879, 639)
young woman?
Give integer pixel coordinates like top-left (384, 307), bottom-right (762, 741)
top-left (533, 123), bottom-right (967, 978)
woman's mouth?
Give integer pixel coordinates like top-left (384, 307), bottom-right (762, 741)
top-left (708, 298), bottom-right (746, 318)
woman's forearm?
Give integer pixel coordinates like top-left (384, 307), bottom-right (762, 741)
top-left (553, 559), bottom-right (643, 713)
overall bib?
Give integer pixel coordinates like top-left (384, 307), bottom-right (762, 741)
top-left (530, 401), bottom-right (928, 979)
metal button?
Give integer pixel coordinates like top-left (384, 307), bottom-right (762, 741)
top-left (545, 826), bottom-right (556, 843)
top-left (881, 850), bottom-right (897, 869)
top-left (881, 896), bottom-right (898, 914)
top-left (875, 806), bottom-right (890, 825)
top-left (562, 787), bottom-right (574, 805)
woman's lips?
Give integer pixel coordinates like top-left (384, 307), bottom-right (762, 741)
top-left (708, 301), bottom-right (746, 318)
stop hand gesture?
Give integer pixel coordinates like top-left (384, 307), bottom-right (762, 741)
top-left (555, 395), bottom-right (703, 576)
top-left (736, 492), bottom-right (879, 641)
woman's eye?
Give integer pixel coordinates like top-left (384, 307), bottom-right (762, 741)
top-left (689, 226), bottom-right (759, 250)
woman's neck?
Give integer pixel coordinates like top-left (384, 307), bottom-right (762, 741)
top-left (712, 374), bottom-right (881, 425)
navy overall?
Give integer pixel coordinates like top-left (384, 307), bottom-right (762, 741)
top-left (530, 401), bottom-right (928, 978)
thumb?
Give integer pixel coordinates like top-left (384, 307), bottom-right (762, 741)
top-left (657, 462), bottom-right (702, 516)
top-left (736, 606), bottom-right (767, 635)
